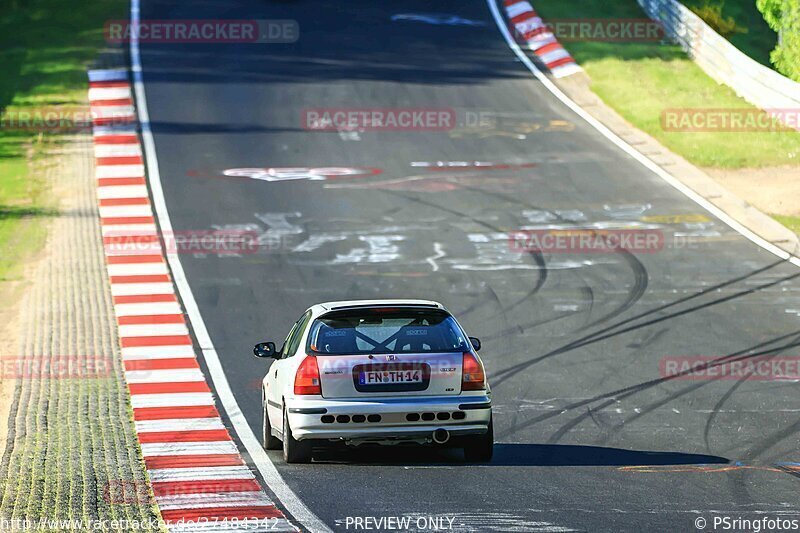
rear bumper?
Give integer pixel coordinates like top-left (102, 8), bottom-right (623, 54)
top-left (285, 394), bottom-right (491, 442)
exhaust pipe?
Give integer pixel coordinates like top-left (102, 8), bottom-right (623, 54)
top-left (432, 428), bottom-right (450, 445)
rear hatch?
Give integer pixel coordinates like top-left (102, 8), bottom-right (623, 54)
top-left (307, 305), bottom-right (470, 399)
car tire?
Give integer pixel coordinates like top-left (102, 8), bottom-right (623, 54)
top-left (283, 408), bottom-right (312, 463)
top-left (262, 401), bottom-right (282, 450)
top-left (463, 416), bottom-right (494, 462)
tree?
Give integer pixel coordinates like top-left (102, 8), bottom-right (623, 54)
top-left (757, 0), bottom-right (800, 81)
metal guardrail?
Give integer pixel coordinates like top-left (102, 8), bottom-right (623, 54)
top-left (637, 0), bottom-right (800, 129)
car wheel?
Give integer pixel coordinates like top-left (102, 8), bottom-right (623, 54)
top-left (283, 408), bottom-right (312, 463)
top-left (463, 416), bottom-right (494, 462)
top-left (262, 400), bottom-right (282, 450)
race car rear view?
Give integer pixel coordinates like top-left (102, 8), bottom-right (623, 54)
top-left (254, 299), bottom-right (493, 463)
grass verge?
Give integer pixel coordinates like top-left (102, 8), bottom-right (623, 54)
top-left (0, 0), bottom-right (123, 280)
top-left (0, 1), bottom-right (164, 530)
top-left (772, 215), bottom-right (800, 236)
top-left (533, 0), bottom-right (800, 169)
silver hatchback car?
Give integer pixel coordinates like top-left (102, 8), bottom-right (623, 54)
top-left (254, 299), bottom-right (493, 463)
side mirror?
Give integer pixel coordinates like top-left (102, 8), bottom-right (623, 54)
top-left (254, 341), bottom-right (277, 358)
top-left (469, 337), bottom-right (482, 352)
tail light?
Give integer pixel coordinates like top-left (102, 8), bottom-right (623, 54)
top-left (462, 352), bottom-right (486, 391)
top-left (294, 356), bottom-right (322, 395)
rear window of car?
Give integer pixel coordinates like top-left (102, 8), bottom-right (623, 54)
top-left (306, 307), bottom-right (469, 355)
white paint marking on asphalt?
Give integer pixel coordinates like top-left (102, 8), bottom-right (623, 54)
top-left (89, 69), bottom-right (129, 82)
top-left (125, 368), bottom-right (206, 384)
top-left (118, 322), bottom-right (189, 338)
top-left (338, 130), bottom-right (361, 141)
top-left (131, 0), bottom-right (331, 526)
top-left (136, 418), bottom-right (225, 432)
top-left (485, 0), bottom-right (800, 270)
top-left (505, 1), bottom-right (534, 18)
top-left (148, 466), bottom-right (254, 483)
top-left (390, 13), bottom-right (486, 26)
top-left (90, 105), bottom-right (135, 117)
top-left (96, 164), bottom-right (145, 178)
top-left (538, 48), bottom-right (571, 64)
top-left (104, 243), bottom-right (164, 256)
top-left (95, 143), bottom-right (142, 157)
top-left (130, 392), bottom-right (215, 409)
top-left (122, 345), bottom-right (195, 359)
top-left (292, 234), bottom-right (348, 253)
top-left (99, 205), bottom-right (154, 218)
top-left (104, 254), bottom-right (163, 262)
top-left (426, 242), bottom-right (445, 272)
top-left (333, 235), bottom-right (405, 264)
top-left (108, 262), bottom-right (169, 276)
top-left (115, 302), bottom-right (183, 317)
top-left (88, 86), bottom-right (133, 101)
top-left (156, 491), bottom-right (273, 510)
top-left (97, 184), bottom-right (149, 199)
top-left (101, 224), bottom-right (158, 236)
top-left (140, 441), bottom-right (237, 457)
top-left (111, 283), bottom-right (175, 297)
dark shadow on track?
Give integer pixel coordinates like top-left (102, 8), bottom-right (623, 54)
top-left (148, 121), bottom-right (300, 135)
top-left (490, 444), bottom-right (728, 467)
top-left (305, 443), bottom-right (728, 467)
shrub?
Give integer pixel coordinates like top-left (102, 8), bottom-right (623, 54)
top-left (689, 0), bottom-right (748, 38)
top-left (757, 0), bottom-right (800, 81)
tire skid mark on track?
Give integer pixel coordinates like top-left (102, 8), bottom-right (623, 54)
top-left (580, 249), bottom-right (649, 330)
top-left (490, 261), bottom-right (797, 387)
top-left (443, 180), bottom-right (649, 330)
top-left (434, 180), bottom-right (650, 335)
top-left (435, 181), bottom-right (554, 318)
top-left (377, 188), bottom-right (656, 380)
top-left (87, 68), bottom-right (298, 533)
top-left (506, 326), bottom-right (800, 464)
top-left (380, 189), bottom-right (550, 321)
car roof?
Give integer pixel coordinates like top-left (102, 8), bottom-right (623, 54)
top-left (312, 299), bottom-right (446, 313)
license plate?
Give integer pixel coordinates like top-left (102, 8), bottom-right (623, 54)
top-left (359, 369), bottom-right (422, 385)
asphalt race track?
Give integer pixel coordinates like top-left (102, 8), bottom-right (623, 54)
top-left (136, 0), bottom-right (800, 530)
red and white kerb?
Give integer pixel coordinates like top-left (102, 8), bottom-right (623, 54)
top-left (88, 69), bottom-right (296, 533)
top-left (503, 0), bottom-right (582, 78)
